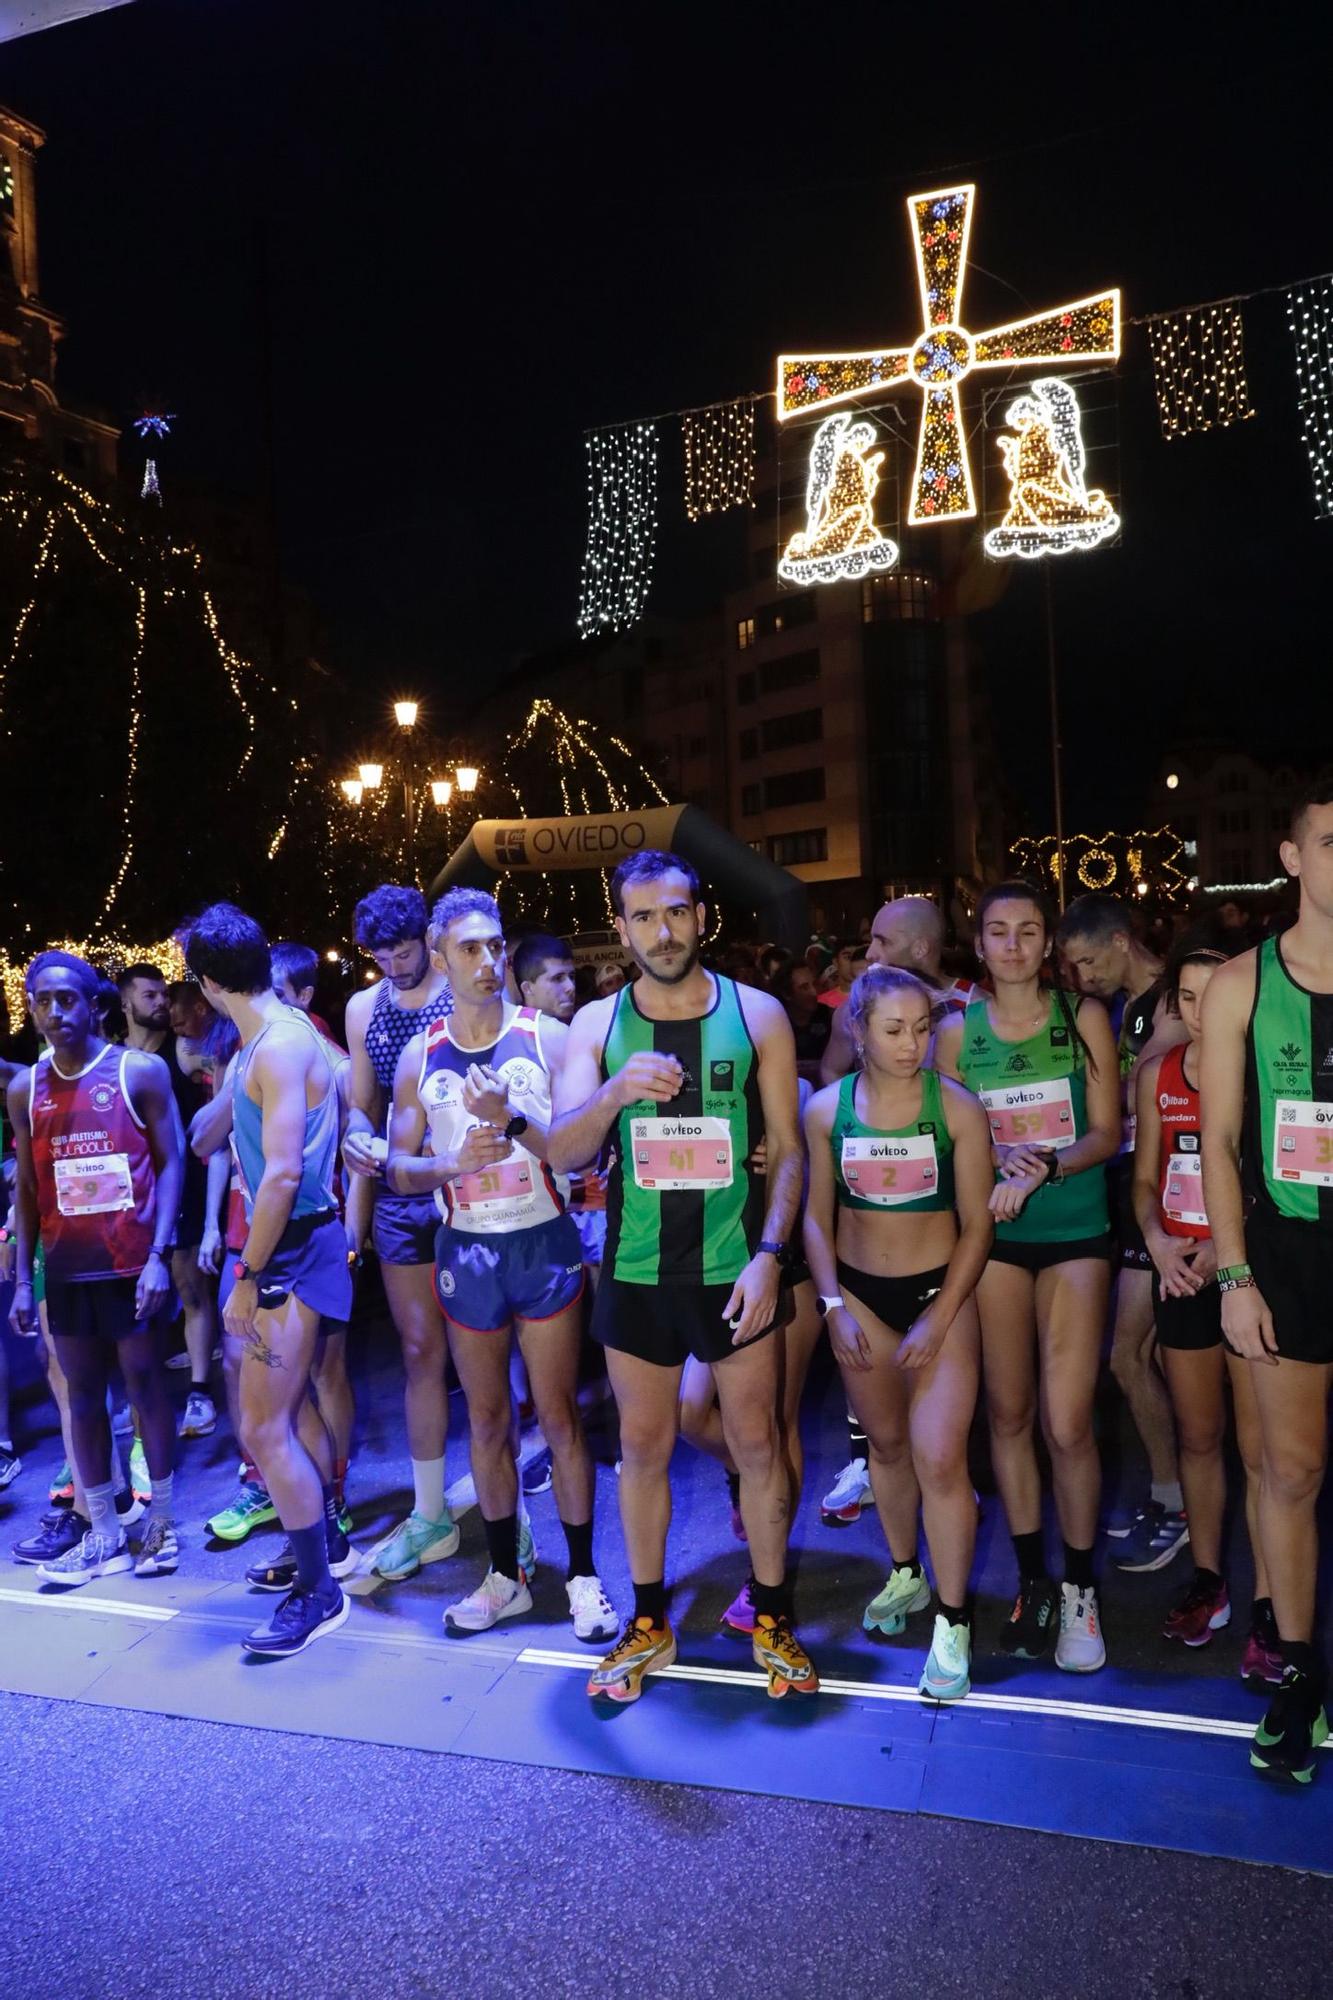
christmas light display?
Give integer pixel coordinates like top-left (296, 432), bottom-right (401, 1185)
top-left (0, 935), bottom-right (187, 1039)
top-left (1009, 827), bottom-right (1187, 902)
top-left (577, 423), bottom-right (658, 637)
top-left (777, 183), bottom-right (1119, 524)
top-left (682, 398), bottom-right (756, 521)
top-left (1288, 279), bottom-right (1333, 518)
top-left (778, 413), bottom-right (899, 585)
top-left (983, 378), bottom-right (1119, 559)
top-left (132, 414), bottom-right (175, 439)
top-left (141, 458), bottom-right (161, 503)
top-left (1147, 305), bottom-right (1254, 438)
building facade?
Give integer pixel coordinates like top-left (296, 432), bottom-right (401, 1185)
top-left (1146, 746), bottom-right (1308, 891)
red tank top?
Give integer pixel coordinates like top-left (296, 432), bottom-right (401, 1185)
top-left (31, 1045), bottom-right (157, 1281)
top-left (1156, 1042), bottom-right (1208, 1240)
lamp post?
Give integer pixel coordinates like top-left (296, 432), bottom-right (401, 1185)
top-left (336, 702), bottom-right (474, 883)
top-left (395, 700), bottom-right (420, 885)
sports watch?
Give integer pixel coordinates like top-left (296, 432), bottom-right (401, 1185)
top-left (503, 1113), bottom-right (529, 1141)
top-left (757, 1238), bottom-right (786, 1258)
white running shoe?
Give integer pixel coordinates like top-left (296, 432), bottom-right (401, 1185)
top-left (443, 1568), bottom-right (533, 1634)
top-left (38, 1528), bottom-right (133, 1587)
top-left (178, 1390), bottom-right (217, 1439)
top-left (821, 1455), bottom-right (872, 1525)
top-left (134, 1519), bottom-right (180, 1576)
top-left (566, 1573), bottom-right (617, 1643)
top-left (1055, 1582), bottom-right (1106, 1673)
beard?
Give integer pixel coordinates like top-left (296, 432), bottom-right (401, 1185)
top-left (391, 945), bottom-right (430, 990)
top-left (634, 938), bottom-right (699, 987)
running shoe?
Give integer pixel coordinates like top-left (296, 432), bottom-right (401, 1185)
top-left (753, 1616), bottom-right (820, 1698)
top-left (521, 1447), bottom-right (553, 1497)
top-left (1250, 1668), bottom-right (1330, 1784)
top-left (134, 1520), bottom-right (180, 1577)
top-left (242, 1585), bottom-right (350, 1657)
top-left (720, 1578), bottom-right (757, 1635)
top-left (997, 1578), bottom-right (1060, 1659)
top-left (128, 1440), bottom-right (151, 1506)
top-left (517, 1516), bottom-right (538, 1582)
top-left (1242, 1601), bottom-right (1284, 1689)
top-left (114, 1488), bottom-right (146, 1530)
top-left (372, 1508), bottom-right (460, 1580)
top-left (1163, 1573), bottom-right (1231, 1648)
top-left (336, 1505), bottom-right (354, 1539)
top-left (820, 1455), bottom-right (872, 1526)
top-left (207, 1482), bottom-right (277, 1542)
top-left (443, 1568), bottom-right (533, 1633)
top-left (38, 1527), bottom-right (133, 1587)
top-left (1102, 1500), bottom-right (1145, 1539)
top-left (0, 1446), bottom-right (21, 1491)
top-left (1055, 1582), bottom-right (1106, 1673)
top-left (48, 1460), bottom-right (74, 1507)
top-left (178, 1391), bottom-right (216, 1439)
top-left (1112, 1502), bottom-right (1189, 1573)
top-left (863, 1565), bottom-right (931, 1637)
top-left (587, 1618), bottom-right (677, 1702)
top-left (168, 1343), bottom-right (222, 1371)
top-left (14, 1508), bottom-right (85, 1566)
top-left (110, 1403), bottom-right (134, 1436)
top-left (566, 1573), bottom-right (617, 1643)
top-left (247, 1533), bottom-right (358, 1592)
top-left (919, 1614), bottom-right (971, 1702)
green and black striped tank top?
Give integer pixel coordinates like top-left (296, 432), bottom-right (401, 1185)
top-left (1243, 934), bottom-right (1333, 1227)
top-left (601, 974), bottom-right (764, 1285)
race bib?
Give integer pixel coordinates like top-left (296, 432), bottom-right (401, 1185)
top-left (455, 1157), bottom-right (537, 1214)
top-left (54, 1152), bottom-right (135, 1217)
top-left (980, 1078), bottom-right (1076, 1150)
top-left (631, 1117), bottom-right (733, 1192)
top-left (841, 1133), bottom-right (939, 1206)
top-left (1164, 1152), bottom-right (1208, 1229)
top-left (1272, 1098), bottom-right (1333, 1188)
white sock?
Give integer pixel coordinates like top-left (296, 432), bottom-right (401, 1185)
top-left (412, 1455), bottom-right (446, 1521)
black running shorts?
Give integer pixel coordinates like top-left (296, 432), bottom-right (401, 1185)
top-left (1247, 1216), bottom-right (1333, 1365)
top-left (593, 1276), bottom-right (792, 1368)
top-left (1153, 1272), bottom-right (1222, 1352)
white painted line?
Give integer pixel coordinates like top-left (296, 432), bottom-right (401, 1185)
top-left (515, 1646), bottom-right (1332, 1748)
top-left (0, 1584), bottom-right (178, 1624)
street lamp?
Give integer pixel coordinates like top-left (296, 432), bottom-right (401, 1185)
top-left (341, 778), bottom-right (364, 804)
top-left (431, 779), bottom-right (453, 807)
top-left (358, 762), bottom-right (383, 790)
top-left (455, 765), bottom-right (479, 795)
top-left (1165, 772), bottom-right (1180, 791)
top-left (394, 700), bottom-right (419, 729)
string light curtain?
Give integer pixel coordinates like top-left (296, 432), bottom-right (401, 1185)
top-left (681, 397), bottom-right (757, 520)
top-left (1147, 304), bottom-right (1255, 438)
top-left (1288, 279), bottom-right (1333, 518)
top-left (577, 423), bottom-right (658, 637)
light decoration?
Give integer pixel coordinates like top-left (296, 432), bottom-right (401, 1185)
top-left (777, 183), bottom-right (1119, 524)
top-left (681, 397), bottom-right (757, 520)
top-left (983, 378), bottom-right (1119, 559)
top-left (141, 459), bottom-right (161, 504)
top-left (577, 423), bottom-right (658, 637)
top-left (97, 584), bottom-right (147, 925)
top-left (1288, 279), bottom-right (1333, 518)
top-left (132, 414), bottom-right (176, 439)
top-left (778, 413), bottom-right (899, 586)
top-left (1147, 305), bottom-right (1254, 438)
top-left (0, 935), bottom-right (187, 1039)
top-left (1009, 827), bottom-right (1188, 902)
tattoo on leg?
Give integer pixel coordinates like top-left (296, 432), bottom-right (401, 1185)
top-left (242, 1332), bottom-right (284, 1370)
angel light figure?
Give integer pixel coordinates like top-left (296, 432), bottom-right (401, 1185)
top-left (983, 378), bottom-right (1119, 559)
top-left (778, 412), bottom-right (899, 586)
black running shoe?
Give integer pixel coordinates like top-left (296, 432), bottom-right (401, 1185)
top-left (997, 1578), bottom-right (1060, 1659)
top-left (245, 1530), bottom-right (357, 1593)
top-left (13, 1509), bottom-right (86, 1566)
top-left (1250, 1668), bottom-right (1330, 1784)
top-left (242, 1585), bottom-right (350, 1656)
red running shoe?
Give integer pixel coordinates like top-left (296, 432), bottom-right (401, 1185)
top-left (1163, 1572), bottom-right (1231, 1648)
top-left (1242, 1601), bottom-right (1284, 1688)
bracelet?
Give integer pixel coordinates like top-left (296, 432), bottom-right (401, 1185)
top-left (1217, 1271), bottom-right (1257, 1294)
top-left (1216, 1262), bottom-right (1252, 1285)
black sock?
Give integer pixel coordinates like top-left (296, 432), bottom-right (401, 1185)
top-left (289, 1520), bottom-right (333, 1597)
top-left (190, 1379), bottom-right (210, 1396)
top-left (1281, 1637), bottom-right (1320, 1683)
top-left (1013, 1530), bottom-right (1047, 1583)
top-left (725, 1470), bottom-right (741, 1506)
top-left (1252, 1595), bottom-right (1275, 1632)
top-left (891, 1552), bottom-right (922, 1576)
top-left (633, 1579), bottom-right (666, 1628)
top-left (562, 1518), bottom-right (595, 1581)
top-left (751, 1574), bottom-right (793, 1623)
top-left (321, 1483), bottom-right (346, 1554)
top-left (938, 1599), bottom-right (970, 1629)
top-left (1063, 1542), bottom-right (1095, 1590)
top-left (847, 1410), bottom-right (868, 1457)
top-left (484, 1512), bottom-right (520, 1583)
top-left (1193, 1565), bottom-right (1223, 1593)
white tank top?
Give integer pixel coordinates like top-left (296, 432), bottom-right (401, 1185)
top-left (420, 1004), bottom-right (566, 1235)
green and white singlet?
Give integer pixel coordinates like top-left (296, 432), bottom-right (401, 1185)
top-left (601, 974), bottom-right (763, 1286)
top-left (830, 1068), bottom-right (955, 1214)
top-left (1243, 934), bottom-right (1333, 1226)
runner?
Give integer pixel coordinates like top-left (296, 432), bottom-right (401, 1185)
top-left (185, 903), bottom-right (353, 1656)
top-left (343, 885), bottom-right (457, 1583)
top-left (1132, 948), bottom-right (1277, 1673)
top-left (8, 951), bottom-right (182, 1585)
top-left (1056, 894), bottom-right (1188, 1573)
top-left (550, 849), bottom-right (818, 1703)
top-left (805, 966), bottom-right (994, 1698)
top-left (388, 890), bottom-right (613, 1643)
top-left (1201, 778), bottom-right (1333, 1782)
top-left (936, 883), bottom-right (1120, 1672)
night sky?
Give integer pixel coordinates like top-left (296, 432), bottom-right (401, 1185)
top-left (6, 1), bottom-right (1330, 829)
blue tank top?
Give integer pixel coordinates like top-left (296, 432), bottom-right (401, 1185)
top-left (233, 1014), bottom-right (340, 1222)
top-left (365, 975), bottom-right (452, 1097)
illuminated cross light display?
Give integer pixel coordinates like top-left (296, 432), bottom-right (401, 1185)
top-left (1288, 279), bottom-right (1333, 519)
top-left (1147, 305), bottom-right (1255, 439)
top-left (776, 183), bottom-right (1120, 526)
top-left (982, 378), bottom-right (1119, 560)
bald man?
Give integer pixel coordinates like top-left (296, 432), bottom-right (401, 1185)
top-left (818, 899), bottom-right (972, 1086)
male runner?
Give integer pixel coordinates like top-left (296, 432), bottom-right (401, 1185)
top-left (1057, 894), bottom-right (1188, 1570)
top-left (343, 885), bottom-right (457, 1582)
top-left (186, 903), bottom-right (353, 1656)
top-left (9, 952), bottom-right (182, 1584)
top-left (271, 941), bottom-right (337, 1042)
top-left (550, 850), bottom-right (817, 1702)
top-left (1201, 778), bottom-right (1333, 1782)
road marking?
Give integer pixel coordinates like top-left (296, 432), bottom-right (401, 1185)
top-left (0, 1584), bottom-right (177, 1623)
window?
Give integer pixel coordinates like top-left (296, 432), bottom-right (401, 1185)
top-left (741, 782), bottom-right (762, 817)
top-left (737, 671), bottom-right (756, 706)
top-left (62, 438), bottom-right (89, 470)
top-left (861, 572), bottom-right (933, 623)
top-left (758, 649), bottom-right (820, 696)
top-left (761, 707), bottom-right (822, 752)
top-left (756, 593), bottom-right (816, 638)
top-left (736, 616), bottom-right (755, 651)
top-left (768, 829), bottom-right (828, 866)
top-left (687, 735), bottom-right (706, 759)
top-left (738, 728), bottom-right (758, 762)
top-left (1217, 767), bottom-right (1250, 794)
top-left (764, 767), bottom-right (825, 810)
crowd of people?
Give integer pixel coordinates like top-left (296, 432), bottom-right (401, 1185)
top-left (1, 806), bottom-right (1330, 1785)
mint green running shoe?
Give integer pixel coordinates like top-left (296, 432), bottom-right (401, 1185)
top-left (863, 1564), bottom-right (932, 1636)
top-left (208, 1482), bottom-right (278, 1542)
top-left (919, 1613), bottom-right (971, 1701)
top-left (517, 1516), bottom-right (538, 1582)
top-left (374, 1508), bottom-right (461, 1581)
top-left (128, 1438), bottom-right (151, 1504)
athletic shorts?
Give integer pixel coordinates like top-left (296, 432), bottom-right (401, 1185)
top-left (592, 1274), bottom-right (793, 1368)
top-left (988, 1234), bottom-right (1115, 1274)
top-left (226, 1212), bottom-right (352, 1323)
top-left (1247, 1217), bottom-right (1333, 1366)
top-left (372, 1185), bottom-right (439, 1266)
top-left (435, 1213), bottom-right (584, 1333)
top-left (45, 1273), bottom-right (147, 1342)
top-left (837, 1261), bottom-right (948, 1335)
top-left (570, 1207), bottom-right (607, 1267)
top-left (1110, 1158), bottom-right (1153, 1272)
top-left (1153, 1272), bottom-right (1222, 1352)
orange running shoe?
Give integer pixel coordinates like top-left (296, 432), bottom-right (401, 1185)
top-left (586, 1618), bottom-right (677, 1703)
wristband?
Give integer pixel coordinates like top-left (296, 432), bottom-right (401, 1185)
top-left (148, 1245), bottom-right (172, 1261)
top-left (1216, 1263), bottom-right (1252, 1284)
top-left (1217, 1270), bottom-right (1257, 1294)
top-left (1038, 1150), bottom-right (1064, 1186)
top-left (818, 1294), bottom-right (844, 1316)
top-left (757, 1239), bottom-right (786, 1258)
